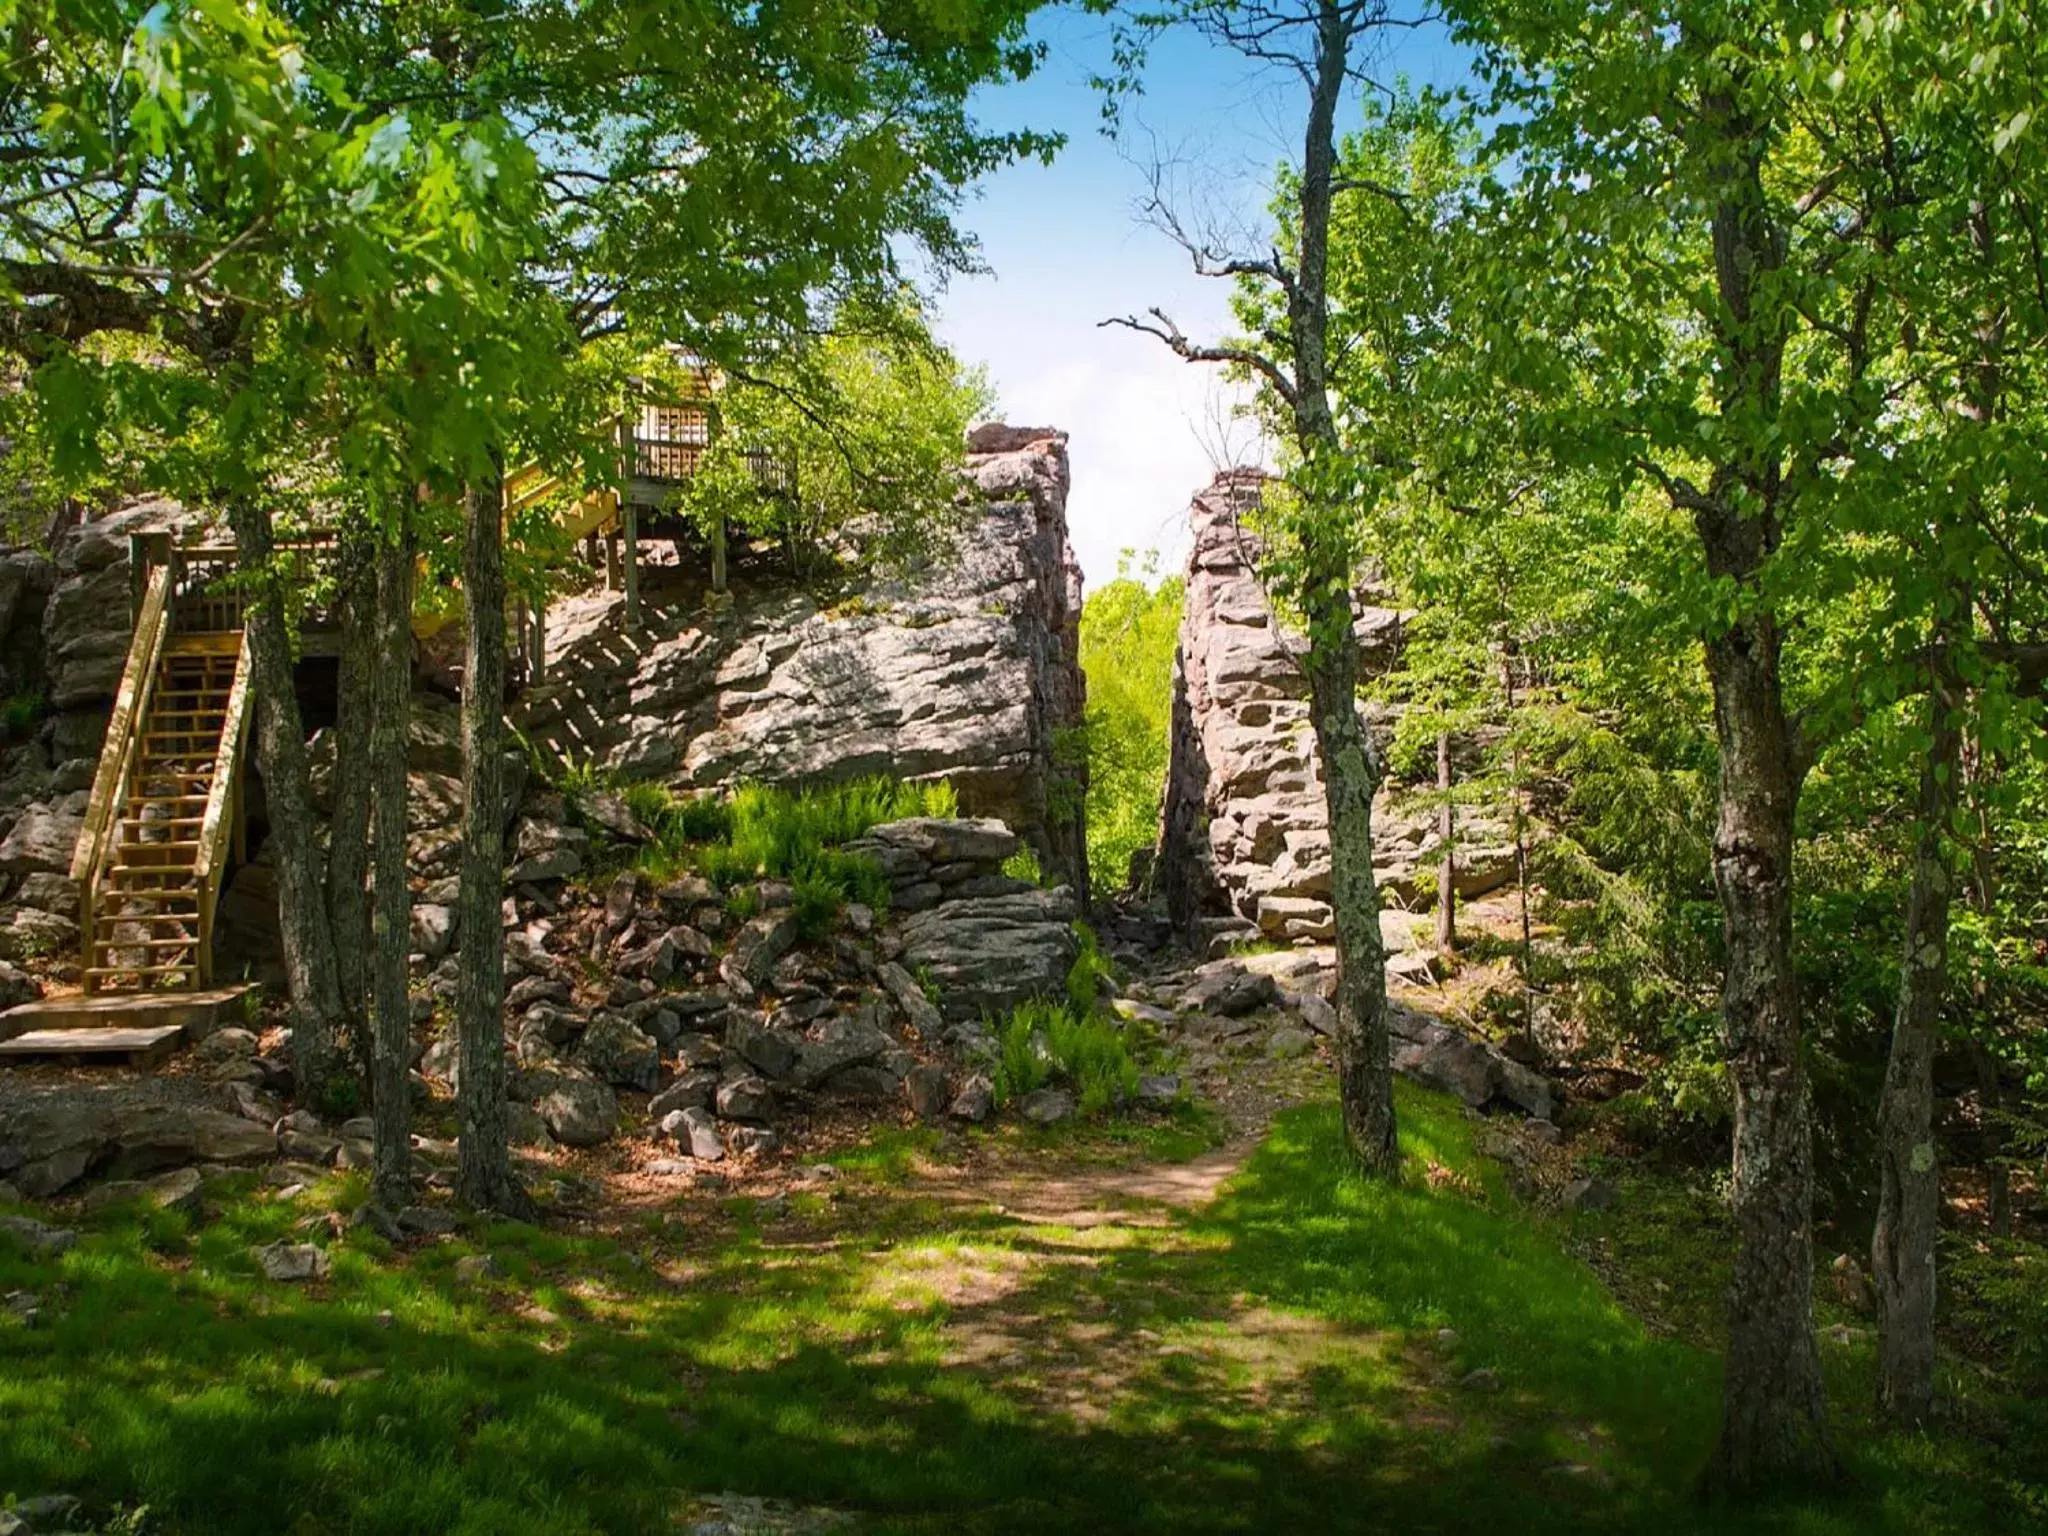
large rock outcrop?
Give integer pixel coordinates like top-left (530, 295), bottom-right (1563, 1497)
top-left (1157, 473), bottom-right (1514, 948)
top-left (514, 424), bottom-right (1088, 895)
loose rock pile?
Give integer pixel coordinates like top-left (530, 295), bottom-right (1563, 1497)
top-left (406, 815), bottom-right (1082, 1161)
top-left (1134, 946), bottom-right (1560, 1126)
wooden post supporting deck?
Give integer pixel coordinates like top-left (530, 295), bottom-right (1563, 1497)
top-left (622, 502), bottom-right (640, 626)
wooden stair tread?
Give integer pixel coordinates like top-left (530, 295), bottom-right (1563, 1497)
top-left (0, 1024), bottom-right (186, 1062)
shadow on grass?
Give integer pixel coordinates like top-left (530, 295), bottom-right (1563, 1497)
top-left (0, 1088), bottom-right (2026, 1535)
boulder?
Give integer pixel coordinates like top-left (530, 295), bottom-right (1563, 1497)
top-left (876, 961), bottom-right (943, 1037)
top-left (12, 872), bottom-right (78, 921)
top-left (616, 931), bottom-right (679, 983)
top-left (0, 1214), bottom-right (76, 1255)
top-left (0, 960), bottom-right (42, 1009)
top-left (1267, 1025), bottom-right (1316, 1060)
top-left (667, 1106), bottom-right (724, 1161)
top-left (896, 888), bottom-right (1080, 1021)
top-left (857, 817), bottom-right (1019, 866)
top-left (572, 1014), bottom-right (661, 1093)
top-left (505, 1103), bottom-right (552, 1148)
top-left (256, 1240), bottom-right (330, 1282)
top-left (508, 818), bottom-right (588, 883)
top-left (715, 1075), bottom-right (775, 1123)
top-left (724, 912), bottom-right (799, 990)
top-left (949, 1074), bottom-right (995, 1123)
top-left (1179, 964), bottom-right (1280, 1018)
top-left (648, 1070), bottom-right (720, 1120)
top-left (728, 1016), bottom-right (801, 1081)
top-left (505, 975), bottom-right (572, 1011)
top-left (728, 1126), bottom-right (781, 1156)
top-left (410, 903), bottom-right (456, 961)
top-left (0, 906), bottom-right (77, 964)
top-left (536, 1075), bottom-right (618, 1147)
top-left (1387, 1007), bottom-right (1556, 1121)
top-left (82, 1166), bottom-right (204, 1217)
top-left (1018, 1088), bottom-right (1075, 1125)
top-left (792, 1013), bottom-right (893, 1089)
top-left (903, 1064), bottom-right (951, 1120)
top-left (510, 431), bottom-right (1088, 896)
top-left (0, 797), bottom-right (83, 877)
top-left (1135, 1074), bottom-right (1181, 1108)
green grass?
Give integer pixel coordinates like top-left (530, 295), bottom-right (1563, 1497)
top-left (0, 1090), bottom-right (2036, 1534)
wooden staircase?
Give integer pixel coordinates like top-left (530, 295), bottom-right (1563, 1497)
top-left (69, 548), bottom-right (254, 997)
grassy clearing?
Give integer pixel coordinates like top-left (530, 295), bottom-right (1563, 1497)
top-left (0, 1088), bottom-right (2035, 1533)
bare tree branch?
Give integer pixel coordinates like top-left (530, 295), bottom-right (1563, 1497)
top-left (1100, 307), bottom-right (1301, 407)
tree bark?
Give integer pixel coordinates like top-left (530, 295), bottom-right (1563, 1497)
top-left (1501, 653), bottom-right (1534, 1027)
top-left (455, 477), bottom-right (532, 1217)
top-left (1701, 612), bottom-right (1831, 1488)
top-left (226, 496), bottom-right (347, 1101)
top-left (1873, 674), bottom-right (1958, 1424)
top-left (1435, 729), bottom-right (1455, 955)
top-left (368, 523), bottom-right (413, 1211)
top-left (1286, 0), bottom-right (1396, 1176)
top-left (1307, 627), bottom-right (1396, 1174)
top-left (1693, 66), bottom-right (1834, 1490)
top-left (327, 524), bottom-right (376, 1075)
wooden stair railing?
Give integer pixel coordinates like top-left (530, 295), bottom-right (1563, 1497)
top-left (71, 563), bottom-right (173, 993)
top-left (191, 631), bottom-right (253, 988)
top-left (71, 540), bottom-right (257, 995)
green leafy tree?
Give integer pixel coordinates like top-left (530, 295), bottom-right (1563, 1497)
top-left (670, 307), bottom-right (994, 584)
top-left (1079, 552), bottom-right (1183, 896)
top-left (1446, 0), bottom-right (2048, 1480)
top-left (1101, 3), bottom-right (1462, 1177)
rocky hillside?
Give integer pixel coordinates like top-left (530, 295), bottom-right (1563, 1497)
top-left (514, 423), bottom-right (1089, 897)
top-left (1156, 472), bottom-right (1516, 952)
top-left (0, 814), bottom-right (1086, 1199)
top-left (0, 425), bottom-right (1087, 982)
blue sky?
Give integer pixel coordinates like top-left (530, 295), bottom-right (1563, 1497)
top-left (930, 8), bottom-right (1470, 590)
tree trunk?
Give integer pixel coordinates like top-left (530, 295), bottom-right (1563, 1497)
top-left (1501, 654), bottom-right (1534, 1027)
top-left (225, 497), bottom-right (347, 1101)
top-left (1285, 0), bottom-right (1396, 1176)
top-left (455, 477), bottom-right (532, 1217)
top-left (1435, 729), bottom-right (1455, 955)
top-left (1702, 615), bottom-right (1832, 1489)
top-left (1873, 675), bottom-right (1958, 1424)
top-left (1306, 626), bottom-right (1396, 1174)
top-left (327, 524), bottom-right (376, 1075)
top-left (368, 523), bottom-right (413, 1211)
top-left (1691, 62), bottom-right (1833, 1491)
